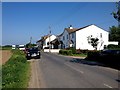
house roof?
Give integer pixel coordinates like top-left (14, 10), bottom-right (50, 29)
top-left (37, 34), bottom-right (56, 43)
top-left (36, 39), bottom-right (43, 43)
top-left (65, 28), bottom-right (78, 33)
top-left (65, 24), bottom-right (93, 34)
top-left (36, 35), bottom-right (50, 43)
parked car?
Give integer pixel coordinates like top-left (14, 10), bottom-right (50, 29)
top-left (98, 49), bottom-right (120, 60)
top-left (99, 49), bottom-right (120, 57)
top-left (26, 47), bottom-right (41, 60)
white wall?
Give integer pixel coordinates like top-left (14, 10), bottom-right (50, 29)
top-left (44, 49), bottom-right (60, 53)
top-left (76, 25), bottom-right (109, 50)
top-left (108, 41), bottom-right (118, 45)
top-left (43, 35), bottom-right (56, 49)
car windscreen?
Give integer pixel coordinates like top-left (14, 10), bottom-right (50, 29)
top-left (28, 48), bottom-right (39, 52)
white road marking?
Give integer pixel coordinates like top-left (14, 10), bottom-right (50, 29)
top-left (99, 67), bottom-right (118, 72)
top-left (103, 83), bottom-right (113, 88)
top-left (65, 63), bottom-right (84, 74)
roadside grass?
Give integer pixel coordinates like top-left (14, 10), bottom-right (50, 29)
top-left (0, 65), bottom-right (2, 89)
top-left (2, 49), bottom-right (30, 88)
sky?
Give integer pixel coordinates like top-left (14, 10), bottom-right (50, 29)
top-left (2, 2), bottom-right (118, 45)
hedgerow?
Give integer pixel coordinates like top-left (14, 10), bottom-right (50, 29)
top-left (2, 50), bottom-right (30, 88)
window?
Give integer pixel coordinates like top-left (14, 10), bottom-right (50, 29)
top-left (72, 33), bottom-right (74, 38)
top-left (100, 33), bottom-right (102, 38)
top-left (67, 35), bottom-right (68, 39)
top-left (63, 36), bottom-right (65, 40)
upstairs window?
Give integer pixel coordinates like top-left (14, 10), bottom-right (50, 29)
top-left (63, 36), bottom-right (65, 40)
top-left (72, 33), bottom-right (74, 38)
top-left (100, 33), bottom-right (102, 38)
top-left (67, 35), bottom-right (68, 39)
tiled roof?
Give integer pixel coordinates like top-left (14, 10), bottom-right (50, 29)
top-left (65, 24), bottom-right (92, 33)
top-left (65, 28), bottom-right (78, 33)
top-left (36, 35), bottom-right (50, 43)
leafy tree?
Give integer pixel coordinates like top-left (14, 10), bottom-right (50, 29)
top-left (26, 43), bottom-right (36, 48)
top-left (112, 2), bottom-right (120, 25)
top-left (87, 36), bottom-right (99, 50)
top-left (109, 26), bottom-right (120, 45)
top-left (109, 2), bottom-right (120, 45)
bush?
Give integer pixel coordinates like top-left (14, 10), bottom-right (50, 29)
top-left (59, 49), bottom-right (72, 55)
top-left (86, 50), bottom-right (100, 60)
top-left (107, 45), bottom-right (120, 50)
top-left (68, 47), bottom-right (76, 54)
top-left (76, 49), bottom-right (89, 54)
top-left (2, 50), bottom-right (30, 88)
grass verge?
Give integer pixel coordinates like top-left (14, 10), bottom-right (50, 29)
top-left (2, 50), bottom-right (30, 88)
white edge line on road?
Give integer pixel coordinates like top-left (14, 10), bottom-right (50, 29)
top-left (64, 63), bottom-right (84, 74)
top-left (103, 83), bottom-right (113, 88)
top-left (99, 66), bottom-right (118, 72)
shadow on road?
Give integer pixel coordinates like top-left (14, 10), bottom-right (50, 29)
top-left (69, 58), bottom-right (103, 66)
top-left (69, 58), bottom-right (119, 71)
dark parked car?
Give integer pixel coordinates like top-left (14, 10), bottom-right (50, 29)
top-left (99, 49), bottom-right (120, 57)
top-left (26, 47), bottom-right (41, 60)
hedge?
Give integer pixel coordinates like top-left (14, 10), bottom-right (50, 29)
top-left (59, 49), bottom-right (72, 55)
top-left (107, 45), bottom-right (120, 50)
top-left (85, 50), bottom-right (101, 60)
top-left (2, 50), bottom-right (30, 88)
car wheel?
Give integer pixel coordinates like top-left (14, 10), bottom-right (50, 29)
top-left (37, 56), bottom-right (40, 59)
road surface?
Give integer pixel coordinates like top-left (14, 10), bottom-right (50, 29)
top-left (29, 52), bottom-right (120, 88)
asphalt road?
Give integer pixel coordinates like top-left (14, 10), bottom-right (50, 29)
top-left (36, 52), bottom-right (119, 88)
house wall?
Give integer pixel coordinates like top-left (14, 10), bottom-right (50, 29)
top-left (59, 30), bottom-right (70, 48)
top-left (76, 25), bottom-right (109, 50)
top-left (44, 49), bottom-right (60, 53)
top-left (43, 35), bottom-right (56, 49)
top-left (69, 32), bottom-right (76, 48)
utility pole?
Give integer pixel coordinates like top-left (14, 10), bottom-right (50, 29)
top-left (30, 37), bottom-right (32, 48)
top-left (49, 26), bottom-right (51, 52)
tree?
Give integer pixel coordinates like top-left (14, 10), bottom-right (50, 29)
top-left (112, 2), bottom-right (120, 25)
top-left (87, 36), bottom-right (99, 50)
top-left (109, 2), bottom-right (120, 45)
top-left (26, 43), bottom-right (36, 48)
top-left (109, 26), bottom-right (120, 45)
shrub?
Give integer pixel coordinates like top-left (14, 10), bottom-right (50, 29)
top-left (68, 47), bottom-right (76, 54)
top-left (86, 50), bottom-right (100, 60)
top-left (107, 45), bottom-right (120, 50)
top-left (59, 49), bottom-right (72, 55)
top-left (76, 49), bottom-right (89, 54)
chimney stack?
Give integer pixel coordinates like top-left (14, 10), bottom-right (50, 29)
top-left (69, 25), bottom-right (73, 29)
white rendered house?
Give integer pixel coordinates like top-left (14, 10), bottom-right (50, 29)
top-left (57, 24), bottom-right (117, 50)
top-left (37, 35), bottom-right (56, 49)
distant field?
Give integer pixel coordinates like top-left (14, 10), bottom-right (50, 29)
top-left (1, 50), bottom-right (12, 65)
top-left (1, 47), bottom-right (12, 50)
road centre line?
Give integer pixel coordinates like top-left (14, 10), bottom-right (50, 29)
top-left (64, 63), bottom-right (84, 74)
top-left (103, 83), bottom-right (113, 88)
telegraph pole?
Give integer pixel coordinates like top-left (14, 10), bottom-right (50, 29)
top-left (30, 36), bottom-right (32, 48)
top-left (49, 26), bottom-right (51, 52)
top-left (30, 37), bottom-right (32, 44)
